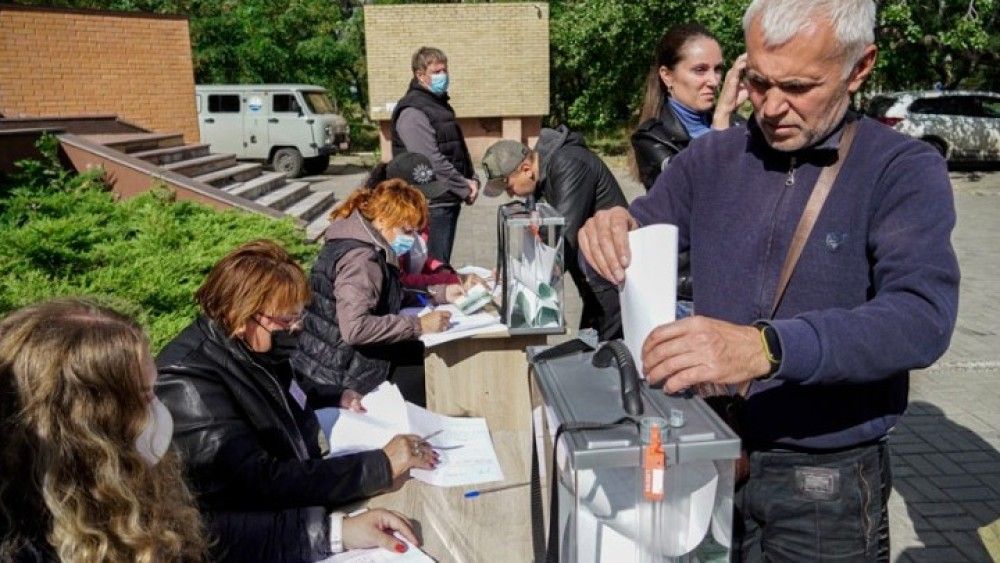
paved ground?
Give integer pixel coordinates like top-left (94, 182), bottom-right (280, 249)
top-left (313, 158), bottom-right (1000, 561)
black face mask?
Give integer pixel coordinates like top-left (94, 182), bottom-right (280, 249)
top-left (267, 329), bottom-right (300, 360)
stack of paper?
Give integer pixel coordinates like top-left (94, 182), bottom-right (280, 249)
top-left (319, 535), bottom-right (431, 563)
top-left (327, 383), bottom-right (504, 488)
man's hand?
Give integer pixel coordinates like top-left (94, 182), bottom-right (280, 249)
top-left (640, 316), bottom-right (772, 393)
top-left (465, 179), bottom-right (479, 205)
top-left (339, 389), bottom-right (367, 413)
top-left (577, 207), bottom-right (638, 284)
top-left (342, 508), bottom-right (420, 553)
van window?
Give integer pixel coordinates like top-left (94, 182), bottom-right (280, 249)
top-left (303, 92), bottom-right (337, 114)
top-left (273, 94), bottom-right (301, 113)
top-left (208, 94), bottom-right (240, 113)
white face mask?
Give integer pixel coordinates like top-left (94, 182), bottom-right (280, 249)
top-left (135, 397), bottom-right (174, 465)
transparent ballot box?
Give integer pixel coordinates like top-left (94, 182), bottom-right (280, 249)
top-left (530, 345), bottom-right (741, 562)
top-left (496, 201), bottom-right (566, 334)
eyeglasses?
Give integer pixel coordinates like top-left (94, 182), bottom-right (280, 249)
top-left (255, 311), bottom-right (305, 330)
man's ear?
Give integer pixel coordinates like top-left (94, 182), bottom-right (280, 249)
top-left (847, 44), bottom-right (877, 94)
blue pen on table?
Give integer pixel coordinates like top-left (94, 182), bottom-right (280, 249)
top-left (463, 481), bottom-right (531, 499)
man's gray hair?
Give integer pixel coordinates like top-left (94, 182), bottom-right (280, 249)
top-left (743, 0), bottom-right (875, 76)
top-left (411, 46), bottom-right (448, 73)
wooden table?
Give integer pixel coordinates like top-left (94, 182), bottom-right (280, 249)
top-left (368, 331), bottom-right (550, 562)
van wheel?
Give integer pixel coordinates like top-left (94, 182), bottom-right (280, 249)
top-left (303, 155), bottom-right (330, 176)
top-left (273, 148), bottom-right (304, 177)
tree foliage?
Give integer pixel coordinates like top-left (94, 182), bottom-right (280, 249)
top-left (12, 0), bottom-right (999, 134)
top-left (0, 136), bottom-right (317, 351)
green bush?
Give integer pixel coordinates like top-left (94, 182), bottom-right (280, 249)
top-left (0, 136), bottom-right (318, 352)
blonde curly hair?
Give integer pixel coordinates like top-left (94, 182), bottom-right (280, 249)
top-left (0, 299), bottom-right (208, 562)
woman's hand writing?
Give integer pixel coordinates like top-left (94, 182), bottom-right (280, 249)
top-left (419, 310), bottom-right (451, 334)
top-left (382, 434), bottom-right (439, 480)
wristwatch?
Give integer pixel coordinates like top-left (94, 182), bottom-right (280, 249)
top-left (754, 321), bottom-right (782, 378)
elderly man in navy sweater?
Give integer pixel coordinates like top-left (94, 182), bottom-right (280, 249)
top-left (579, 0), bottom-right (959, 560)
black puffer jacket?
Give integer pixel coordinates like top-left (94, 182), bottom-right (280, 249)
top-left (389, 79), bottom-right (474, 206)
top-left (156, 316), bottom-right (392, 563)
top-left (292, 214), bottom-right (416, 399)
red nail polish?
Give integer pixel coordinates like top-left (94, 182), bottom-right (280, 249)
top-left (395, 543), bottom-right (407, 553)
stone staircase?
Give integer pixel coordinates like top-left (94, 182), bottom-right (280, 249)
top-left (82, 132), bottom-right (338, 239)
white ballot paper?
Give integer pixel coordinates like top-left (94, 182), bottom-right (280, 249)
top-left (327, 383), bottom-right (504, 487)
top-left (620, 224), bottom-right (678, 375)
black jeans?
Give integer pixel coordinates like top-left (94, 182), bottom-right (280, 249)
top-left (734, 441), bottom-right (891, 562)
top-left (427, 204), bottom-right (461, 265)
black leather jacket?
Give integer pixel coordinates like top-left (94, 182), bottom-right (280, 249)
top-left (631, 104), bottom-right (693, 190)
top-left (631, 103), bottom-right (745, 190)
top-left (630, 104), bottom-right (744, 301)
top-left (156, 316), bottom-right (393, 562)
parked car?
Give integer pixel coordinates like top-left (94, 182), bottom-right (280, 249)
top-left (195, 84), bottom-right (350, 177)
top-left (865, 90), bottom-right (1000, 163)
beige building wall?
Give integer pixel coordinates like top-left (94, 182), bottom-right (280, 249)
top-left (0, 5), bottom-right (199, 143)
top-left (364, 3), bottom-right (549, 160)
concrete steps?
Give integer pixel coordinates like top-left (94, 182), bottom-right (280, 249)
top-left (89, 132), bottom-right (185, 153)
top-left (225, 171), bottom-right (288, 200)
top-left (162, 153), bottom-right (237, 177)
top-left (87, 129), bottom-right (340, 240)
top-left (305, 200), bottom-right (341, 240)
top-left (195, 162), bottom-right (262, 186)
top-left (131, 143), bottom-right (211, 165)
top-left (285, 189), bottom-right (339, 223)
top-left (256, 181), bottom-right (311, 210)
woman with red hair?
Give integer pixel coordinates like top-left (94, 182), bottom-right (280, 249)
top-left (292, 179), bottom-right (452, 408)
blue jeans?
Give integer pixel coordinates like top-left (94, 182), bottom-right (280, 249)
top-left (427, 204), bottom-right (461, 264)
top-left (734, 441), bottom-right (891, 562)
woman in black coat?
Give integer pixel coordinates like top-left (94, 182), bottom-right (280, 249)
top-left (630, 23), bottom-right (748, 190)
top-left (629, 24), bottom-right (747, 301)
top-left (156, 240), bottom-right (436, 562)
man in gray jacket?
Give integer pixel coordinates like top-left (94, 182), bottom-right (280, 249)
top-left (390, 46), bottom-right (479, 264)
top-left (482, 126), bottom-right (628, 338)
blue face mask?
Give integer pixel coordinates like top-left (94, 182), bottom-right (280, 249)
top-left (390, 233), bottom-right (416, 256)
top-left (429, 72), bottom-right (449, 95)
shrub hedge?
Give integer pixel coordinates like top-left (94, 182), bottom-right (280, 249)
top-left (0, 136), bottom-right (319, 352)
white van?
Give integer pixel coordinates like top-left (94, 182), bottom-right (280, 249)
top-left (195, 84), bottom-right (350, 177)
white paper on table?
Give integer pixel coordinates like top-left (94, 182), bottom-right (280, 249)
top-left (326, 383), bottom-right (504, 487)
top-left (399, 304), bottom-right (505, 347)
top-left (620, 224), bottom-right (678, 375)
top-left (317, 533), bottom-right (431, 563)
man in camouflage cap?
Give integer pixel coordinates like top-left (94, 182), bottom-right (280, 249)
top-left (482, 125), bottom-right (628, 339)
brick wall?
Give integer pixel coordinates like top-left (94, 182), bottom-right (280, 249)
top-left (0, 5), bottom-right (199, 142)
top-left (365, 3), bottom-right (549, 160)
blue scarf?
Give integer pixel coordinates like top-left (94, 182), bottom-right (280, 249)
top-left (668, 97), bottom-right (712, 139)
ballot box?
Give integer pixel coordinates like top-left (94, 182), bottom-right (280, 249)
top-left (529, 342), bottom-right (741, 562)
top-left (496, 201), bottom-right (566, 335)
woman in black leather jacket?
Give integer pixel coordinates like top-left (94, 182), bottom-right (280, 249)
top-left (156, 240), bottom-right (435, 562)
top-left (630, 23), bottom-right (748, 190)
top-left (629, 24), bottom-right (747, 301)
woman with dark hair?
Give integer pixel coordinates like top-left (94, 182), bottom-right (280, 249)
top-left (0, 299), bottom-right (208, 562)
top-left (630, 23), bottom-right (748, 190)
top-left (156, 240), bottom-right (431, 562)
top-left (630, 24), bottom-right (748, 303)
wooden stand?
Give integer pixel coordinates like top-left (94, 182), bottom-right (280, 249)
top-left (368, 331), bottom-right (548, 562)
